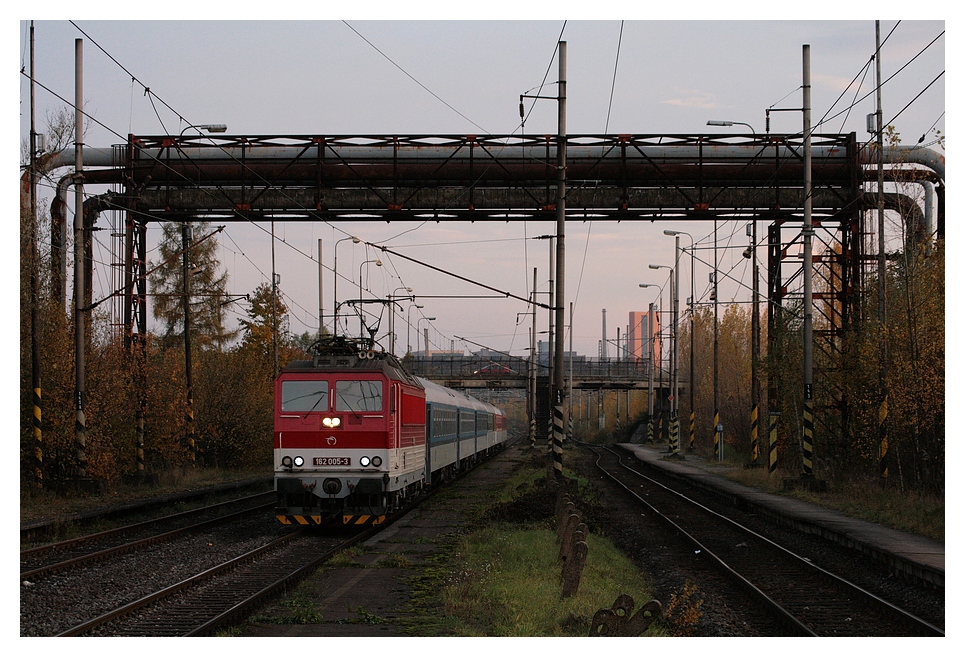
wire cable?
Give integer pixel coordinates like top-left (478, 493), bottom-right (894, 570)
top-left (342, 21), bottom-right (488, 134)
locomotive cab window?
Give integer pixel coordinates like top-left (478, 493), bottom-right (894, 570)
top-left (281, 380), bottom-right (329, 412)
top-left (335, 380), bottom-right (383, 412)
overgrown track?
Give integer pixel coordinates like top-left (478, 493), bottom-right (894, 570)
top-left (21, 476), bottom-right (273, 543)
top-left (21, 492), bottom-right (275, 580)
top-left (587, 444), bottom-right (944, 637)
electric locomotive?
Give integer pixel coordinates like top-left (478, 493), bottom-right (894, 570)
top-left (274, 336), bottom-right (506, 526)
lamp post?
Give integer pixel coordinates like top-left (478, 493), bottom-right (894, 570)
top-left (650, 264), bottom-right (676, 453)
top-left (639, 283), bottom-right (664, 445)
top-left (333, 235), bottom-right (360, 336)
top-left (407, 304), bottom-right (424, 355)
top-left (175, 123), bottom-right (225, 465)
top-left (713, 228), bottom-right (721, 462)
top-left (389, 287), bottom-right (413, 357)
top-left (664, 230), bottom-right (695, 451)
top-left (418, 316), bottom-right (436, 359)
top-left (358, 259), bottom-right (382, 339)
top-left (706, 119), bottom-right (756, 134)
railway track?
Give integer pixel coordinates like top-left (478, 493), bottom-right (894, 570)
top-left (21, 492), bottom-right (275, 580)
top-left (28, 445), bottom-right (498, 636)
top-left (57, 528), bottom-right (369, 636)
top-left (23, 440), bottom-right (516, 637)
top-left (587, 444), bottom-right (944, 637)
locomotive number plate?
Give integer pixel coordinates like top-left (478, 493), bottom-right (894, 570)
top-left (314, 456), bottom-right (350, 466)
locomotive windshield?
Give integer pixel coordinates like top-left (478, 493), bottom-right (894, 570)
top-left (335, 380), bottom-right (383, 412)
top-left (281, 380), bottom-right (329, 412)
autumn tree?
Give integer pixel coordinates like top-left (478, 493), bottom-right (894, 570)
top-left (190, 282), bottom-right (298, 468)
top-left (678, 304), bottom-right (755, 459)
top-left (149, 221), bottom-right (234, 350)
top-left (240, 282), bottom-right (289, 355)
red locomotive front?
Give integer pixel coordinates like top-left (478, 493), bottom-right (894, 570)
top-left (274, 341), bottom-right (427, 526)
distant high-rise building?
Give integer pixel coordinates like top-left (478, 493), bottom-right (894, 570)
top-left (628, 310), bottom-right (660, 363)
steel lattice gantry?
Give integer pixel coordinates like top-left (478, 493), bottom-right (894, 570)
top-left (90, 132), bottom-right (861, 223)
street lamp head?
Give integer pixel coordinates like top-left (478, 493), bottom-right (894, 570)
top-left (649, 264), bottom-right (668, 270)
top-left (352, 236), bottom-right (361, 244)
top-left (375, 260), bottom-right (382, 267)
top-left (180, 123), bottom-right (228, 136)
top-left (663, 229), bottom-right (679, 236)
top-left (639, 283), bottom-right (654, 288)
top-left (707, 119), bottom-right (755, 134)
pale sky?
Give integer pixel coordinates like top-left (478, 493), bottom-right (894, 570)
top-left (14, 10), bottom-right (947, 359)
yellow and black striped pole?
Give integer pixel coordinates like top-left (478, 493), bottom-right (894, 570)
top-left (750, 403), bottom-right (759, 465)
top-left (28, 22), bottom-right (43, 489)
top-left (713, 408), bottom-right (721, 460)
top-left (75, 401), bottom-right (88, 478)
top-left (33, 386), bottom-right (43, 487)
top-left (878, 394), bottom-right (889, 478)
top-left (768, 412), bottom-right (778, 474)
top-left (552, 393), bottom-right (564, 480)
top-left (670, 412), bottom-right (679, 453)
top-left (136, 408), bottom-right (146, 474)
top-left (801, 46), bottom-right (815, 480)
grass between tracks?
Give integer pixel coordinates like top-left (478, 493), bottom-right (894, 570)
top-left (413, 525), bottom-right (664, 636)
top-left (402, 459), bottom-right (667, 637)
top-left (237, 453), bottom-right (668, 636)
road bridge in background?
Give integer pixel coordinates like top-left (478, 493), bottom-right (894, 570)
top-left (405, 355), bottom-right (678, 391)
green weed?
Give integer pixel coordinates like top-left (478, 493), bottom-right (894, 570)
top-left (326, 546), bottom-right (364, 567)
top-left (286, 596), bottom-right (320, 624)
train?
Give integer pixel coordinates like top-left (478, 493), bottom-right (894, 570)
top-left (274, 336), bottom-right (507, 526)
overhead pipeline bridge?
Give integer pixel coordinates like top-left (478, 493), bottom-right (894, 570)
top-left (44, 132), bottom-right (943, 341)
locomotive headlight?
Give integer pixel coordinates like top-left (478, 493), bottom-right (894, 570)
top-left (281, 455), bottom-right (293, 468)
top-left (322, 416), bottom-right (341, 428)
top-left (372, 456), bottom-right (382, 467)
top-left (293, 455), bottom-right (305, 467)
top-left (360, 456), bottom-right (371, 467)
